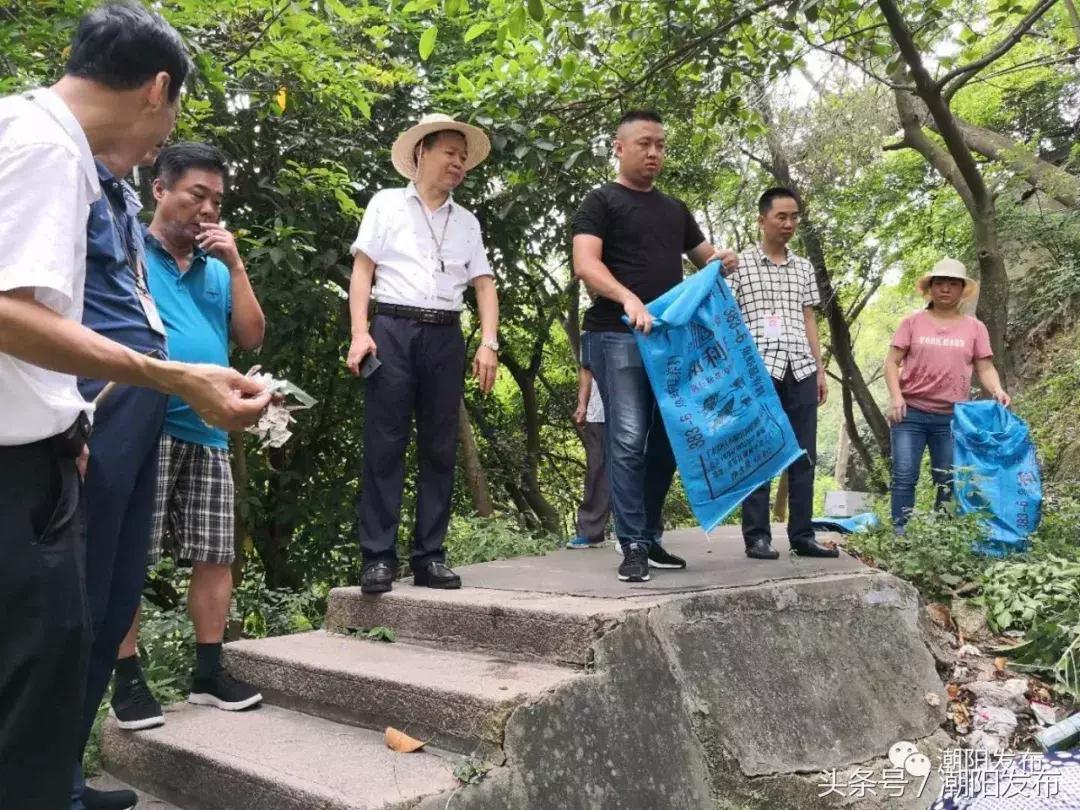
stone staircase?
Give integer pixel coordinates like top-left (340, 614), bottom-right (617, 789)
top-left (103, 529), bottom-right (949, 810)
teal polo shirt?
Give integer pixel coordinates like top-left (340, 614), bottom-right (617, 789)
top-left (144, 231), bottom-right (232, 450)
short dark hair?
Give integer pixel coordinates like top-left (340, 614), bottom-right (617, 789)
top-left (153, 142), bottom-right (230, 188)
top-left (618, 109), bottom-right (663, 129)
top-left (758, 186), bottom-right (802, 215)
top-left (65, 2), bottom-right (191, 103)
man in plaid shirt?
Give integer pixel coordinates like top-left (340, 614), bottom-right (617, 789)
top-left (729, 187), bottom-right (838, 560)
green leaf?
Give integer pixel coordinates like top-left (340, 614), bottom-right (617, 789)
top-left (419, 25), bottom-right (438, 60)
top-left (527, 0), bottom-right (544, 23)
top-left (464, 21), bottom-right (491, 42)
top-left (508, 6), bottom-right (525, 37)
top-left (458, 74), bottom-right (476, 95)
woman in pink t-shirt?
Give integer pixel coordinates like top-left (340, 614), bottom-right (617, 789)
top-left (883, 258), bottom-right (1010, 532)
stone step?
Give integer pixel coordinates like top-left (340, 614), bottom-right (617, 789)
top-left (103, 702), bottom-right (462, 810)
top-left (324, 584), bottom-right (638, 666)
top-left (223, 630), bottom-right (583, 757)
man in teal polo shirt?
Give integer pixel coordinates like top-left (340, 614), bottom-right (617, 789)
top-left (108, 142), bottom-right (267, 728)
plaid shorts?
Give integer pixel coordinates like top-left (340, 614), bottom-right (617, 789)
top-left (149, 434), bottom-right (235, 566)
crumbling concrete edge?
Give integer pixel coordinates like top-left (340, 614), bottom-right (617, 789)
top-left (421, 570), bottom-right (951, 810)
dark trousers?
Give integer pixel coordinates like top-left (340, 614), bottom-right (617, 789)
top-left (582, 331), bottom-right (675, 550)
top-left (0, 437), bottom-right (89, 810)
top-left (70, 382), bottom-right (167, 808)
top-left (576, 422), bottom-right (611, 541)
top-left (742, 366), bottom-right (818, 546)
top-left (358, 314), bottom-right (465, 571)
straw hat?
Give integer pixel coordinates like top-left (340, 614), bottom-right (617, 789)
top-left (390, 113), bottom-right (491, 180)
top-left (916, 257), bottom-right (980, 301)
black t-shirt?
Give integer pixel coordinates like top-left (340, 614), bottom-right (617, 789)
top-left (572, 182), bottom-right (706, 332)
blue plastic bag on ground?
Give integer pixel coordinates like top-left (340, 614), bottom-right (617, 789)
top-left (630, 261), bottom-right (804, 532)
top-left (952, 400), bottom-right (1042, 556)
top-left (812, 513), bottom-right (880, 534)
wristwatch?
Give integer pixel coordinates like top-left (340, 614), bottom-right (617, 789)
top-left (481, 339), bottom-right (500, 353)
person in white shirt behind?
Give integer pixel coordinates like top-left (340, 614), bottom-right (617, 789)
top-left (0, 5), bottom-right (268, 807)
top-left (346, 114), bottom-right (499, 595)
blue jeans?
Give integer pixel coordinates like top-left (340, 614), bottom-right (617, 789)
top-left (582, 331), bottom-right (675, 550)
top-left (890, 407), bottom-right (954, 529)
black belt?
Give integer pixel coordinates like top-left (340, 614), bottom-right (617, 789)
top-left (375, 302), bottom-right (460, 325)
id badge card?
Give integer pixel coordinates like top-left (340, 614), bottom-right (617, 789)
top-left (436, 273), bottom-right (457, 302)
top-left (138, 287), bottom-right (167, 336)
top-left (764, 312), bottom-right (783, 340)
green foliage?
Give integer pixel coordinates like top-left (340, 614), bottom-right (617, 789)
top-left (453, 756), bottom-right (493, 785)
top-left (441, 514), bottom-right (561, 569)
top-left (979, 555), bottom-right (1080, 632)
top-left (344, 626), bottom-right (397, 643)
top-left (846, 510), bottom-right (991, 599)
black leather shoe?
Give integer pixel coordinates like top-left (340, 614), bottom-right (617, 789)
top-left (791, 537), bottom-right (840, 558)
top-left (360, 561), bottom-right (394, 594)
top-left (414, 561), bottom-right (461, 589)
top-left (745, 538), bottom-right (779, 559)
top-left (84, 787), bottom-right (138, 810)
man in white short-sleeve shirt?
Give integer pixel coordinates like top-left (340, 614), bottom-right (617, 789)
top-left (0, 7), bottom-right (271, 809)
top-left (345, 113), bottom-right (500, 595)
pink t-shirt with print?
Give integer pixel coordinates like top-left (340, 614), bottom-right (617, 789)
top-left (892, 310), bottom-right (993, 414)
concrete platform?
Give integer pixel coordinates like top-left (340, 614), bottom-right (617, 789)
top-left (457, 526), bottom-right (860, 597)
top-left (109, 525), bottom-right (946, 810)
top-left (326, 527), bottom-right (864, 665)
top-left (224, 629), bottom-right (583, 755)
top-left (103, 703), bottom-right (460, 810)
top-left (89, 773), bottom-right (180, 809)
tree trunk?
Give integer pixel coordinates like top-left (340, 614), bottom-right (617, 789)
top-left (772, 473), bottom-right (788, 522)
top-left (502, 356), bottom-right (563, 535)
top-left (458, 398), bottom-right (494, 517)
top-left (940, 116), bottom-right (1080, 210)
top-left (252, 447), bottom-right (303, 590)
top-left (878, 0), bottom-right (1011, 366)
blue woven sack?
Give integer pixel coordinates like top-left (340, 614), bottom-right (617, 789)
top-left (629, 262), bottom-right (804, 532)
top-left (953, 400), bottom-right (1042, 555)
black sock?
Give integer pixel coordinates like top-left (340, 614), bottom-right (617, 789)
top-left (114, 655), bottom-right (143, 691)
top-left (194, 642), bottom-right (223, 679)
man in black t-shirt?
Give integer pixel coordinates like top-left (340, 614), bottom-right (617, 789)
top-left (571, 109), bottom-right (737, 583)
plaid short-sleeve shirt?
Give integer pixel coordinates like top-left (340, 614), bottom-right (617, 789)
top-left (729, 246), bottom-right (821, 381)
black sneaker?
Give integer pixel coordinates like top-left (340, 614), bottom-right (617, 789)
top-left (648, 544), bottom-right (687, 569)
top-left (188, 667), bottom-right (263, 711)
top-left (361, 561), bottom-right (394, 594)
top-left (110, 676), bottom-right (164, 731)
top-left (83, 786), bottom-right (138, 810)
top-left (618, 543), bottom-right (650, 582)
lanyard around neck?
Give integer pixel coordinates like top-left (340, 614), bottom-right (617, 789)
top-left (413, 195), bottom-right (452, 272)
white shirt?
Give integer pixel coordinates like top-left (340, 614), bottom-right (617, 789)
top-left (350, 184), bottom-right (493, 312)
top-left (586, 379), bottom-right (605, 423)
top-left (0, 89), bottom-right (100, 444)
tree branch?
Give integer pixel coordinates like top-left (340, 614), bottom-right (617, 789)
top-left (938, 0), bottom-right (1060, 103)
top-left (878, 0), bottom-right (991, 213)
top-left (223, 1), bottom-right (292, 69)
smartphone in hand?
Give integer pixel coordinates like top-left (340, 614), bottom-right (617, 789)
top-left (360, 354), bottom-right (382, 379)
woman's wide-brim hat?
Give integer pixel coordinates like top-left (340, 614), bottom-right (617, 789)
top-left (916, 257), bottom-right (980, 301)
top-left (391, 113), bottom-right (491, 180)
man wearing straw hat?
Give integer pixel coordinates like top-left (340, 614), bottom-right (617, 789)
top-left (346, 114), bottom-right (499, 594)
